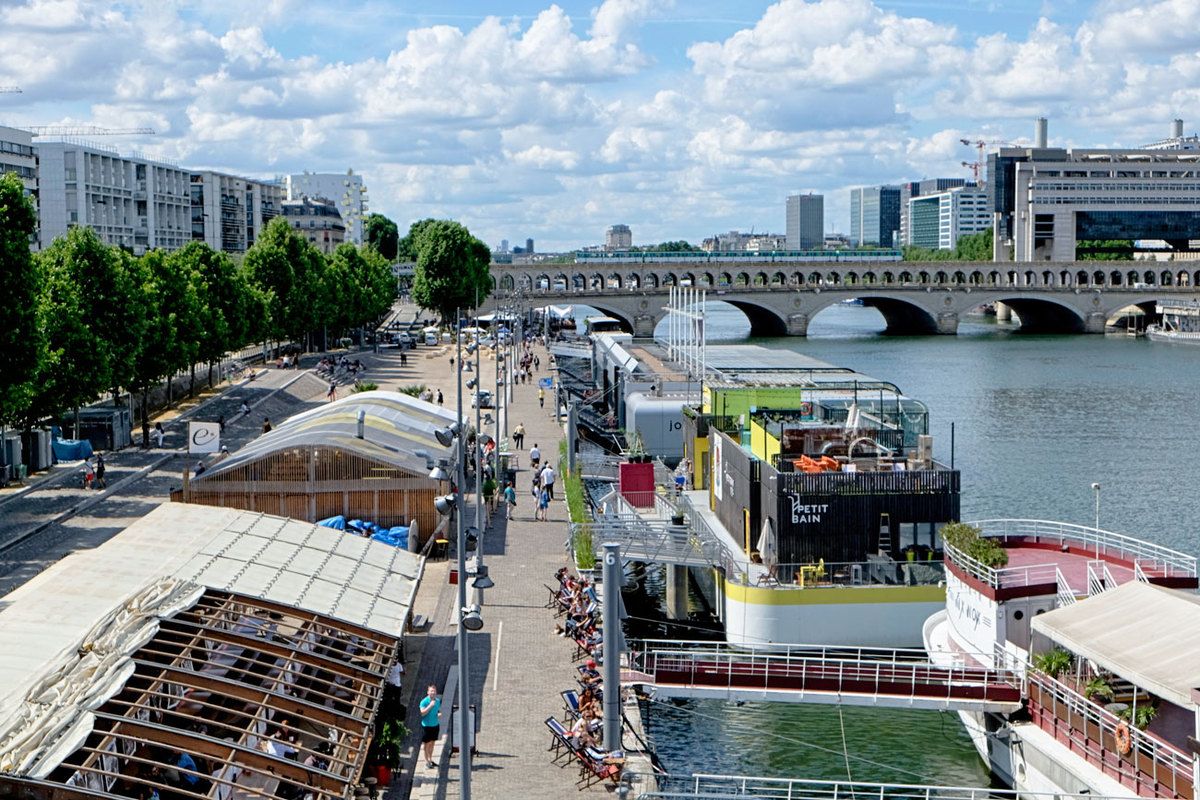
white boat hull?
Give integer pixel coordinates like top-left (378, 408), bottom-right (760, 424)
top-left (1147, 325), bottom-right (1200, 344)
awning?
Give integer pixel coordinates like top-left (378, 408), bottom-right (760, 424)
top-left (1030, 581), bottom-right (1200, 707)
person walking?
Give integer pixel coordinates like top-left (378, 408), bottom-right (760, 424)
top-left (538, 387), bottom-right (545, 408)
top-left (436, 389), bottom-right (444, 406)
top-left (482, 475), bottom-right (497, 517)
top-left (512, 423), bottom-right (525, 451)
top-left (152, 422), bottom-right (165, 449)
top-left (94, 453), bottom-right (107, 490)
top-left (419, 685), bottom-right (441, 770)
top-left (217, 414), bottom-right (225, 433)
top-left (536, 485), bottom-right (550, 521)
top-left (327, 381), bottom-right (337, 402)
top-left (503, 481), bottom-right (517, 520)
top-left (540, 462), bottom-right (557, 501)
top-left (529, 442), bottom-right (541, 469)
top-left (262, 417), bottom-right (272, 434)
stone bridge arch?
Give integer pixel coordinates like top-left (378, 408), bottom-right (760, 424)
top-left (992, 296), bottom-right (1090, 333)
top-left (803, 294), bottom-right (943, 335)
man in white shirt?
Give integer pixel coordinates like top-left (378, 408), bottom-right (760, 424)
top-left (529, 443), bottom-right (541, 468)
top-left (540, 463), bottom-right (556, 501)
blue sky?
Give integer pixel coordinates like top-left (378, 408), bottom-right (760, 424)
top-left (2, 0), bottom-right (1197, 250)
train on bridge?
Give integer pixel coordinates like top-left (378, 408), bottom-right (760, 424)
top-left (575, 249), bottom-right (902, 264)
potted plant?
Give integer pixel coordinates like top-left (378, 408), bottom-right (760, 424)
top-left (1032, 648), bottom-right (1073, 679)
top-left (368, 717), bottom-right (407, 784)
top-left (1084, 676), bottom-right (1113, 702)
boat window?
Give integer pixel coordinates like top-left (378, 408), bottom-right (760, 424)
top-left (899, 523), bottom-right (918, 550)
top-left (1013, 610), bottom-right (1024, 620)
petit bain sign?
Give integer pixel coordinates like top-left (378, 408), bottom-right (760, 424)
top-left (786, 494), bottom-right (829, 524)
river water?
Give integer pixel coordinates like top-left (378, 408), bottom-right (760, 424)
top-left (586, 302), bottom-right (1200, 785)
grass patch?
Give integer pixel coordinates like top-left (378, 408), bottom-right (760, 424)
top-left (563, 453), bottom-right (595, 570)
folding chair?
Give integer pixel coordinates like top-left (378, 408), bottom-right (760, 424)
top-left (560, 689), bottom-right (581, 721)
top-left (575, 747), bottom-right (625, 789)
top-left (544, 716), bottom-right (578, 766)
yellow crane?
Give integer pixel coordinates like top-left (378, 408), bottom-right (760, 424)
top-left (28, 126), bottom-right (155, 136)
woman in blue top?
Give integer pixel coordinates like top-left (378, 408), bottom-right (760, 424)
top-left (503, 481), bottom-right (518, 520)
top-left (419, 685), bottom-right (441, 769)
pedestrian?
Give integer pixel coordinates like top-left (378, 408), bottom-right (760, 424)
top-left (327, 381), bottom-right (337, 402)
top-left (419, 685), bottom-right (441, 770)
top-left (538, 387), bottom-right (545, 408)
top-left (436, 389), bottom-right (444, 406)
top-left (94, 452), bottom-right (107, 490)
top-left (217, 414), bottom-right (225, 433)
top-left (194, 460), bottom-right (206, 476)
top-left (503, 481), bottom-right (517, 520)
top-left (152, 422), bottom-right (165, 448)
top-left (482, 475), bottom-right (497, 516)
top-left (262, 417), bottom-right (272, 434)
top-left (540, 462), bottom-right (557, 501)
top-left (81, 457), bottom-right (95, 489)
top-left (537, 486), bottom-right (550, 521)
top-left (529, 442), bottom-right (541, 469)
top-left (535, 355), bottom-right (540, 371)
top-left (400, 350), bottom-right (407, 366)
top-left (240, 401), bottom-right (251, 417)
top-left (512, 423), bottom-right (525, 451)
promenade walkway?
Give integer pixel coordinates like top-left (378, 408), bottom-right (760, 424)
top-left (390, 334), bottom-right (613, 799)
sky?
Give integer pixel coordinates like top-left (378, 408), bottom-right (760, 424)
top-left (2, 0), bottom-right (1199, 250)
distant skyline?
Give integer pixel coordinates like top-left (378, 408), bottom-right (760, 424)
top-left (2, 0), bottom-right (1198, 250)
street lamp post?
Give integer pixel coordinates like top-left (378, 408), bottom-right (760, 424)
top-left (1091, 481), bottom-right (1101, 531)
top-left (454, 318), bottom-right (474, 800)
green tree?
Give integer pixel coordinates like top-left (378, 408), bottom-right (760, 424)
top-left (1078, 240), bottom-right (1134, 260)
top-left (364, 213), bottom-right (400, 261)
top-left (0, 173), bottom-right (42, 433)
top-left (410, 220), bottom-right (491, 321)
top-left (243, 217), bottom-right (328, 348)
top-left (129, 249), bottom-right (200, 443)
top-left (396, 218), bottom-right (437, 261)
top-left (954, 228), bottom-right (993, 260)
top-left (187, 242), bottom-right (253, 387)
top-left (632, 240), bottom-right (702, 252)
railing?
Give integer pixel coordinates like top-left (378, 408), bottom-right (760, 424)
top-left (1055, 567), bottom-right (1077, 607)
top-left (630, 639), bottom-right (1022, 707)
top-left (1028, 671), bottom-right (1193, 798)
top-left (777, 468), bottom-right (959, 496)
top-left (944, 542), bottom-right (1059, 590)
top-left (972, 519), bottom-right (1197, 579)
top-left (763, 559), bottom-right (944, 588)
top-left (637, 773), bottom-right (1137, 800)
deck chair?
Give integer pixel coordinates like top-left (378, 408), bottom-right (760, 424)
top-left (575, 747), bottom-right (625, 789)
top-left (544, 716), bottom-right (579, 765)
top-left (560, 690), bottom-right (581, 721)
top-left (544, 584), bottom-right (563, 609)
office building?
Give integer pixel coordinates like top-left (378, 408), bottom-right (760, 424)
top-left (989, 118), bottom-right (1200, 261)
top-left (285, 170), bottom-right (368, 244)
top-left (907, 187), bottom-right (990, 250)
top-left (1142, 119), bottom-right (1200, 151)
top-left (190, 171), bottom-right (283, 254)
top-left (282, 196), bottom-right (346, 254)
top-left (605, 224), bottom-right (632, 250)
top-left (899, 178), bottom-right (966, 246)
top-left (700, 230), bottom-right (787, 252)
top-left (785, 193), bottom-right (823, 249)
top-left (0, 126), bottom-right (37, 195)
top-left (850, 185), bottom-right (900, 247)
top-left (36, 140), bottom-right (190, 253)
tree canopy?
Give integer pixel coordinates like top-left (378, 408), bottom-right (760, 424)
top-left (903, 228), bottom-right (994, 261)
top-left (364, 213), bottom-right (399, 261)
top-left (396, 217), bottom-right (437, 262)
top-left (410, 220), bottom-right (491, 320)
top-left (0, 174), bottom-right (42, 428)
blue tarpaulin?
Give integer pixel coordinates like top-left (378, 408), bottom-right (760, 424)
top-left (317, 516), bottom-right (346, 530)
top-left (370, 526), bottom-right (410, 549)
top-left (50, 427), bottom-right (93, 462)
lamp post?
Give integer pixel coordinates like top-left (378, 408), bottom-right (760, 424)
top-left (454, 317), bottom-right (474, 800)
top-left (1091, 481), bottom-right (1101, 531)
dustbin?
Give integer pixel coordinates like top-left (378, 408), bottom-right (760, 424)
top-left (13, 464), bottom-right (27, 482)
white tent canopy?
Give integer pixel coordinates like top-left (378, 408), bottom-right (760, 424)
top-left (1030, 580), bottom-right (1200, 707)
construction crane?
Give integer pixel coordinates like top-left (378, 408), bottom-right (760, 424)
top-left (960, 137), bottom-right (1014, 184)
top-left (0, 87), bottom-right (22, 94)
top-left (28, 125), bottom-right (155, 137)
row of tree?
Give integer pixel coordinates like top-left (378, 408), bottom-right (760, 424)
top-left (0, 173), bottom-right (398, 445)
top-left (901, 229), bottom-right (995, 261)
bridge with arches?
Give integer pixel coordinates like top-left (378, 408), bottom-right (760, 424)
top-left (489, 260), bottom-right (1200, 336)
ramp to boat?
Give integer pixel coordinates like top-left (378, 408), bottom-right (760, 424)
top-left (629, 641), bottom-right (1022, 713)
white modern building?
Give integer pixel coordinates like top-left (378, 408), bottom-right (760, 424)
top-left (36, 140), bottom-right (190, 253)
top-left (190, 171), bottom-right (283, 254)
top-left (285, 170), bottom-right (368, 244)
top-left (0, 126), bottom-right (37, 195)
top-left (989, 118), bottom-right (1200, 261)
top-left (605, 224), bottom-right (632, 250)
top-left (907, 187), bottom-right (990, 251)
top-left (282, 196), bottom-right (346, 254)
top-left (700, 230), bottom-right (787, 252)
top-left (785, 193), bottom-right (824, 250)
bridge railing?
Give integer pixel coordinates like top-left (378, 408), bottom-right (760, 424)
top-left (636, 773), bottom-right (1134, 800)
top-left (628, 639), bottom-right (1022, 703)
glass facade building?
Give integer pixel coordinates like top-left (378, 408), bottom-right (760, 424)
top-left (850, 185), bottom-right (900, 247)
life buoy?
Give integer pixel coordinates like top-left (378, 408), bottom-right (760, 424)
top-left (799, 401), bottom-right (813, 416)
top-left (1114, 720), bottom-right (1132, 755)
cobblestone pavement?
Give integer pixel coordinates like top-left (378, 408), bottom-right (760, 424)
top-left (392, 336), bottom-right (613, 799)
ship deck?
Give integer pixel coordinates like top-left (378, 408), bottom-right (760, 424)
top-left (1003, 544), bottom-right (1135, 594)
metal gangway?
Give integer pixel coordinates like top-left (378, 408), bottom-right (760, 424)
top-left (635, 774), bottom-right (1128, 800)
top-left (628, 640), bottom-right (1023, 713)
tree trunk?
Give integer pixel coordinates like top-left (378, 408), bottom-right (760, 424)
top-left (207, 361), bottom-right (214, 388)
top-left (74, 406), bottom-right (80, 441)
top-left (167, 374), bottom-right (172, 405)
top-left (140, 391), bottom-right (151, 448)
top-left (189, 363), bottom-right (196, 398)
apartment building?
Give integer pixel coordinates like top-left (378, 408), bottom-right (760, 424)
top-left (190, 171), bottom-right (283, 254)
top-left (285, 171), bottom-right (368, 244)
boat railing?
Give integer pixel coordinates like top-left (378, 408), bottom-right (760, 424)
top-left (944, 542), bottom-right (1059, 590)
top-left (1055, 567), bottom-right (1077, 606)
top-left (759, 559), bottom-right (944, 588)
top-left (1027, 671), bottom-right (1193, 798)
top-left (971, 519), bottom-right (1197, 579)
top-left (636, 772), bottom-right (1142, 800)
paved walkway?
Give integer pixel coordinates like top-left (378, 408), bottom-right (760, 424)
top-left (385, 335), bottom-right (614, 799)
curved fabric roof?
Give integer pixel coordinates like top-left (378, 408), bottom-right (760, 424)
top-left (201, 390), bottom-right (460, 478)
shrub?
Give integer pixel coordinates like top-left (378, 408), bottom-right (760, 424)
top-left (1032, 648), bottom-right (1073, 678)
top-left (352, 381), bottom-right (379, 393)
top-left (1084, 677), bottom-right (1113, 702)
top-left (942, 521), bottom-right (1008, 568)
top-left (563, 462), bottom-right (594, 570)
top-left (398, 384), bottom-right (426, 398)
